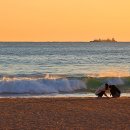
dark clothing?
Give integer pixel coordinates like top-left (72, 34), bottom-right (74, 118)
top-left (109, 85), bottom-right (121, 97)
top-left (97, 91), bottom-right (105, 97)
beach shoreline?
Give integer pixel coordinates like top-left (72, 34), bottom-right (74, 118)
top-left (0, 97), bottom-right (130, 129)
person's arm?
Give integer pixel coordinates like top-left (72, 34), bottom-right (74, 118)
top-left (109, 89), bottom-right (112, 96)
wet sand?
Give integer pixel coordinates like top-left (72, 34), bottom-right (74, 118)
top-left (0, 97), bottom-right (130, 130)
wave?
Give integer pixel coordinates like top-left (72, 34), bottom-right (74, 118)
top-left (0, 78), bottom-right (86, 94)
top-left (0, 74), bottom-right (130, 94)
top-left (86, 77), bottom-right (130, 93)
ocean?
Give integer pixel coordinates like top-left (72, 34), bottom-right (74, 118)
top-left (0, 42), bottom-right (130, 97)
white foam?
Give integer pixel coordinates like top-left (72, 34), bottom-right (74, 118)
top-left (0, 93), bottom-right (129, 98)
top-left (0, 79), bottom-right (86, 94)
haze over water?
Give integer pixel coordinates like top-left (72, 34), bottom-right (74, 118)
top-left (0, 42), bottom-right (130, 77)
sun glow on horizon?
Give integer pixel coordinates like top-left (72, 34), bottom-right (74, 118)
top-left (98, 67), bottom-right (130, 77)
top-left (0, 0), bottom-right (130, 41)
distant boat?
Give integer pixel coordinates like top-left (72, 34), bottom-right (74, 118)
top-left (90, 38), bottom-right (117, 42)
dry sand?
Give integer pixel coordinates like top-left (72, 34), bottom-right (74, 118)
top-left (0, 97), bottom-right (130, 130)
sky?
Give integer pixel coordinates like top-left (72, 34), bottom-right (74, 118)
top-left (0, 0), bottom-right (130, 42)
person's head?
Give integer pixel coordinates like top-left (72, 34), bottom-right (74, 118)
top-left (105, 83), bottom-right (109, 90)
top-left (109, 85), bottom-right (114, 89)
top-left (109, 85), bottom-right (112, 89)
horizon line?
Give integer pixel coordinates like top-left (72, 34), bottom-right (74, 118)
top-left (0, 40), bottom-right (130, 43)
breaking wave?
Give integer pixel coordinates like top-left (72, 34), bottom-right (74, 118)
top-left (0, 74), bottom-right (130, 95)
top-left (0, 76), bottom-right (86, 94)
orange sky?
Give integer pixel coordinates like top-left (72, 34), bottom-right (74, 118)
top-left (0, 0), bottom-right (130, 41)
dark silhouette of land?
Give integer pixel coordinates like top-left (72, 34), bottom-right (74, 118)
top-left (90, 38), bottom-right (117, 42)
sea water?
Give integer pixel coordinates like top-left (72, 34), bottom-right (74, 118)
top-left (0, 42), bottom-right (130, 97)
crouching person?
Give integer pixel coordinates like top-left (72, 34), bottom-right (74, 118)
top-left (109, 85), bottom-right (121, 98)
top-left (95, 83), bottom-right (109, 98)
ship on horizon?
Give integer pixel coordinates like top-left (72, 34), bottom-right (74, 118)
top-left (90, 38), bottom-right (117, 42)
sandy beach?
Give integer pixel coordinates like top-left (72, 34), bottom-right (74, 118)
top-left (0, 97), bottom-right (130, 130)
